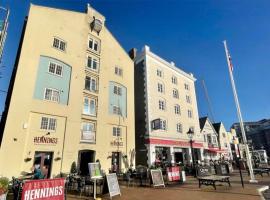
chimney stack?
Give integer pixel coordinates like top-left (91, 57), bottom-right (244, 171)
top-left (128, 48), bottom-right (137, 60)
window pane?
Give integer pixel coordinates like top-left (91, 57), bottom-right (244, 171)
top-left (52, 90), bottom-right (59, 102)
top-left (89, 39), bottom-right (93, 49)
top-left (40, 117), bottom-right (48, 129)
top-left (87, 57), bottom-right (92, 68)
top-left (91, 79), bottom-right (96, 91)
top-left (94, 41), bottom-right (98, 51)
top-left (85, 77), bottom-right (90, 90)
top-left (45, 89), bottom-right (52, 100)
top-left (89, 99), bottom-right (96, 115)
top-left (49, 63), bottom-right (56, 73)
top-left (59, 41), bottom-right (66, 51)
top-left (93, 59), bottom-right (97, 70)
top-left (56, 65), bottom-right (62, 76)
top-left (48, 118), bottom-right (56, 130)
top-left (83, 98), bottom-right (89, 114)
top-left (53, 38), bottom-right (59, 48)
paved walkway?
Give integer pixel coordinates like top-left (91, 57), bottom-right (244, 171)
top-left (67, 171), bottom-right (270, 200)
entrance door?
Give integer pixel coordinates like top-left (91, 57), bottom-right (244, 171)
top-left (33, 151), bottom-right (53, 179)
top-left (174, 152), bottom-right (184, 164)
top-left (78, 150), bottom-right (95, 176)
top-left (111, 152), bottom-right (121, 173)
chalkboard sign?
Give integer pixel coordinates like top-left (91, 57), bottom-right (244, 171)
top-left (197, 166), bottom-right (211, 177)
top-left (216, 164), bottom-right (229, 175)
top-left (106, 173), bottom-right (121, 198)
top-left (150, 169), bottom-right (165, 187)
top-left (88, 162), bottom-right (102, 179)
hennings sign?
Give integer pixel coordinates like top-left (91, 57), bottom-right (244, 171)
top-left (22, 178), bottom-right (65, 200)
top-left (34, 136), bottom-right (58, 145)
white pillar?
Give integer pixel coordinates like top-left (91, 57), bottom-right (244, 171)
top-left (147, 145), bottom-right (156, 167)
top-left (188, 147), bottom-right (192, 164)
top-left (170, 147), bottom-right (175, 165)
top-left (200, 148), bottom-right (204, 162)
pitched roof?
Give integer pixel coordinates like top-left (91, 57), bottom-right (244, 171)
top-left (199, 117), bottom-right (208, 130)
top-left (213, 122), bottom-right (222, 133)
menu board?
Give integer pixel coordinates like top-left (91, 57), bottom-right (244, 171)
top-left (88, 162), bottom-right (102, 179)
top-left (106, 173), bottom-right (121, 198)
top-left (150, 169), bottom-right (165, 187)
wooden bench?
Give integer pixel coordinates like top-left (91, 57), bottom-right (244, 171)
top-left (198, 175), bottom-right (231, 190)
top-left (197, 166), bottom-right (231, 190)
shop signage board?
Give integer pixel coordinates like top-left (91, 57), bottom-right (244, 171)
top-left (106, 173), bottom-right (121, 199)
top-left (21, 178), bottom-right (65, 200)
top-left (166, 166), bottom-right (180, 181)
top-left (150, 169), bottom-right (165, 187)
top-left (88, 162), bottom-right (102, 179)
top-left (197, 166), bottom-right (211, 177)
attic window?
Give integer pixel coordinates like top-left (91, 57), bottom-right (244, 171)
top-left (91, 17), bottom-right (103, 33)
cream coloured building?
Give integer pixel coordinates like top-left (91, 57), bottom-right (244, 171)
top-left (0, 4), bottom-right (135, 178)
top-left (132, 46), bottom-right (204, 167)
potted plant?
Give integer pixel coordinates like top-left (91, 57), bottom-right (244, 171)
top-left (0, 177), bottom-right (9, 200)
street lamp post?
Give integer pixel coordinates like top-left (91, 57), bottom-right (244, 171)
top-left (234, 138), bottom-right (244, 188)
top-left (187, 128), bottom-right (195, 175)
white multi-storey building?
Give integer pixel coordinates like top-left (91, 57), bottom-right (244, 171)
top-left (131, 46), bottom-right (204, 167)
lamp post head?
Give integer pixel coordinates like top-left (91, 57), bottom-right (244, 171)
top-left (187, 128), bottom-right (194, 140)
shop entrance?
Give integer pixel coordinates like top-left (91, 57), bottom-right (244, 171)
top-left (33, 151), bottom-right (53, 179)
top-left (111, 152), bottom-right (121, 173)
top-left (78, 150), bottom-right (95, 176)
top-left (174, 152), bottom-right (184, 164)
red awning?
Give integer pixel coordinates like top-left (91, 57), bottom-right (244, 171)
top-left (207, 148), bottom-right (227, 153)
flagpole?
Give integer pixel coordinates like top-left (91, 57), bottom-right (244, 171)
top-left (223, 40), bottom-right (257, 183)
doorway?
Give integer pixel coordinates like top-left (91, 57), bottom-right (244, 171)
top-left (33, 151), bottom-right (53, 178)
top-left (111, 152), bottom-right (121, 173)
top-left (78, 150), bottom-right (95, 176)
top-left (175, 152), bottom-right (184, 164)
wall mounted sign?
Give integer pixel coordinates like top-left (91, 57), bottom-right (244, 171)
top-left (34, 136), bottom-right (58, 145)
top-left (110, 139), bottom-right (123, 147)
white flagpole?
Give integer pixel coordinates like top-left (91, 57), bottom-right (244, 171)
top-left (223, 40), bottom-right (257, 183)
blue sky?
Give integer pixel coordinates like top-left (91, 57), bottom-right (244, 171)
top-left (1, 0), bottom-right (270, 129)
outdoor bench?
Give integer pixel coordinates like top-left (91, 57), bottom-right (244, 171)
top-left (197, 175), bottom-right (231, 190)
top-left (250, 168), bottom-right (269, 177)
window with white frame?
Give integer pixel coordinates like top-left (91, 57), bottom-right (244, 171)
top-left (48, 62), bottom-right (63, 76)
top-left (81, 122), bottom-right (96, 143)
top-left (113, 105), bottom-right (121, 115)
top-left (188, 109), bottom-right (193, 118)
top-left (85, 76), bottom-right (97, 92)
top-left (151, 119), bottom-right (167, 130)
top-left (44, 88), bottom-right (60, 102)
top-left (83, 97), bottom-right (96, 116)
top-left (157, 69), bottom-right (162, 77)
top-left (174, 104), bottom-right (181, 115)
top-left (113, 127), bottom-right (121, 137)
top-left (173, 89), bottom-right (179, 99)
top-left (158, 100), bottom-right (165, 110)
top-left (172, 76), bottom-right (177, 84)
top-left (184, 83), bottom-right (190, 90)
top-left (176, 123), bottom-right (183, 133)
top-left (40, 117), bottom-right (57, 131)
top-left (186, 95), bottom-right (191, 104)
top-left (115, 66), bottom-right (123, 76)
top-left (88, 37), bottom-right (99, 52)
top-left (53, 37), bottom-right (66, 51)
top-left (157, 83), bottom-right (164, 93)
top-left (87, 56), bottom-right (99, 71)
top-left (160, 119), bottom-right (167, 130)
top-left (113, 85), bottom-right (122, 95)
